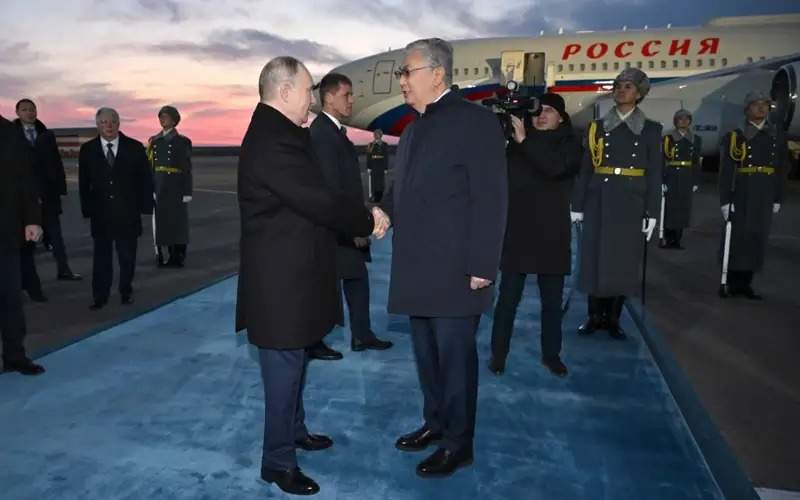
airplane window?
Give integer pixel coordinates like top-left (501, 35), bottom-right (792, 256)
top-left (580, 63), bottom-right (585, 71)
top-left (454, 68), bottom-right (459, 76)
top-left (602, 62), bottom-right (608, 70)
top-left (614, 62), bottom-right (620, 70)
top-left (746, 57), bottom-right (753, 63)
top-left (722, 57), bottom-right (728, 66)
top-left (636, 61), bottom-right (642, 69)
top-left (684, 59), bottom-right (690, 68)
top-left (710, 58), bottom-right (715, 67)
top-left (568, 64), bottom-right (574, 72)
top-left (474, 67), bottom-right (479, 75)
top-left (558, 64), bottom-right (563, 72)
top-left (591, 63), bottom-right (596, 71)
top-left (625, 62), bottom-right (631, 69)
top-left (673, 60), bottom-right (679, 68)
top-left (464, 67), bottom-right (468, 75)
top-left (484, 67), bottom-right (489, 75)
top-left (660, 60), bottom-right (666, 69)
top-left (759, 56), bottom-right (766, 61)
top-left (697, 59), bottom-right (703, 67)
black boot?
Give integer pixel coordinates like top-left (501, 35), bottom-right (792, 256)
top-left (577, 296), bottom-right (602, 335)
top-left (608, 296), bottom-right (626, 340)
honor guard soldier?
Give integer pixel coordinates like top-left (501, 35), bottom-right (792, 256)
top-left (366, 128), bottom-right (388, 202)
top-left (571, 68), bottom-right (662, 339)
top-left (660, 109), bottom-right (702, 249)
top-left (718, 91), bottom-right (788, 300)
top-left (148, 105), bottom-right (193, 267)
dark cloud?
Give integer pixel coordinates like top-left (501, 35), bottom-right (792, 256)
top-left (0, 73), bottom-right (29, 99)
top-left (69, 82), bottom-right (161, 121)
top-left (152, 29), bottom-right (347, 64)
top-left (135, 0), bottom-right (187, 23)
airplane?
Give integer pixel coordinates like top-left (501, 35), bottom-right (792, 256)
top-left (328, 13), bottom-right (800, 159)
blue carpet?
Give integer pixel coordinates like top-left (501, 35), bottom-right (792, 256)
top-left (0, 233), bottom-right (721, 499)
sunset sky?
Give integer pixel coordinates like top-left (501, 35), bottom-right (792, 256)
top-left (1, 0), bottom-right (797, 145)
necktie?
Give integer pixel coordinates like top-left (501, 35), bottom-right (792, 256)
top-left (25, 128), bottom-right (36, 145)
top-left (106, 143), bottom-right (115, 167)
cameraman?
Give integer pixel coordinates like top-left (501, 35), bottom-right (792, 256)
top-left (489, 93), bottom-right (582, 377)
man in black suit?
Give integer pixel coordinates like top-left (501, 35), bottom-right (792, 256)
top-left (79, 107), bottom-right (153, 310)
top-left (1, 114), bottom-right (46, 375)
top-left (308, 72), bottom-right (393, 360)
top-left (380, 38), bottom-right (507, 477)
top-left (15, 99), bottom-right (82, 301)
top-left (236, 56), bottom-right (383, 496)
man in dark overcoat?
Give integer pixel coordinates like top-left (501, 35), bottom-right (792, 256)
top-left (489, 93), bottom-right (582, 377)
top-left (79, 107), bottom-right (154, 310)
top-left (0, 114), bottom-right (45, 375)
top-left (366, 129), bottom-right (388, 202)
top-left (148, 105), bottom-right (193, 267)
top-left (571, 68), bottom-right (662, 339)
top-left (15, 99), bottom-right (81, 303)
top-left (661, 108), bottom-right (702, 249)
top-left (718, 91), bottom-right (788, 299)
top-left (381, 38), bottom-right (507, 478)
top-left (235, 56), bottom-right (379, 496)
top-left (309, 72), bottom-right (392, 359)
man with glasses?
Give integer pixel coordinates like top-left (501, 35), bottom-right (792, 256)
top-left (380, 38), bottom-right (507, 478)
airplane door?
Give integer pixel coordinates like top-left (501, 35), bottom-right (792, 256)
top-left (373, 60), bottom-right (394, 95)
top-left (500, 50), bottom-right (525, 84)
top-left (524, 52), bottom-right (546, 86)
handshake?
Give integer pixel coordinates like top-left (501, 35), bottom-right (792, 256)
top-left (371, 206), bottom-right (391, 239)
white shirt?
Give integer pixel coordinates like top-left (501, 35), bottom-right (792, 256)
top-left (100, 136), bottom-right (120, 157)
top-left (616, 107), bottom-right (635, 122)
top-left (161, 128), bottom-right (174, 137)
top-left (419, 88), bottom-right (451, 116)
top-left (322, 111), bottom-right (344, 131)
top-left (749, 120), bottom-right (766, 130)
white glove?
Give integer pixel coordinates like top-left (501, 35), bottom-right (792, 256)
top-left (692, 185), bottom-right (699, 193)
top-left (153, 192), bottom-right (157, 201)
top-left (721, 204), bottom-right (733, 221)
top-left (642, 218), bottom-right (656, 241)
top-left (661, 184), bottom-right (668, 193)
top-left (773, 203), bottom-right (780, 214)
top-left (182, 195), bottom-right (192, 203)
top-left (570, 211), bottom-right (583, 224)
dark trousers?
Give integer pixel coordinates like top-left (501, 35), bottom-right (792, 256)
top-left (409, 315), bottom-right (480, 452)
top-left (42, 208), bottom-right (72, 274)
top-left (342, 276), bottom-right (374, 342)
top-left (258, 348), bottom-right (309, 470)
top-left (92, 237), bottom-right (138, 301)
top-left (1, 251), bottom-right (28, 363)
top-left (664, 228), bottom-right (683, 246)
top-left (491, 271), bottom-right (564, 361)
top-left (729, 270), bottom-right (754, 290)
top-left (20, 242), bottom-right (43, 296)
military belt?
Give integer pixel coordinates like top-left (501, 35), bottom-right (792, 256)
top-left (667, 160), bottom-right (692, 167)
top-left (738, 166), bottom-right (775, 175)
top-left (154, 166), bottom-right (183, 174)
top-left (594, 166), bottom-right (646, 177)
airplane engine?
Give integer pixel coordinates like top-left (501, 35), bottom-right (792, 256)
top-left (771, 62), bottom-right (800, 138)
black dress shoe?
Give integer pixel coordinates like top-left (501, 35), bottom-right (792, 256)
top-left (307, 341), bottom-right (343, 360)
top-left (295, 433), bottom-right (333, 451)
top-left (90, 300), bottom-right (107, 310)
top-left (416, 447), bottom-right (474, 478)
top-left (577, 316), bottom-right (601, 335)
top-left (27, 291), bottom-right (48, 303)
top-left (57, 272), bottom-right (83, 281)
top-left (121, 295), bottom-right (134, 305)
top-left (395, 425), bottom-right (442, 451)
top-left (741, 286), bottom-right (763, 300)
top-left (542, 356), bottom-right (568, 377)
top-left (351, 337), bottom-right (393, 351)
top-left (261, 466), bottom-right (319, 496)
top-left (488, 356), bottom-right (505, 375)
top-left (2, 358), bottom-right (45, 376)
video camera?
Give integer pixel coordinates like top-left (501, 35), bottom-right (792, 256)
top-left (481, 80), bottom-right (541, 139)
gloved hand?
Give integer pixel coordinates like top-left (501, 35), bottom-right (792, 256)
top-left (773, 203), bottom-right (781, 214)
top-left (570, 211), bottom-right (583, 224)
top-left (661, 184), bottom-right (668, 194)
top-left (641, 218), bottom-right (657, 241)
top-left (182, 195), bottom-right (192, 203)
top-left (721, 203), bottom-right (734, 221)
top-left (692, 185), bottom-right (699, 193)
